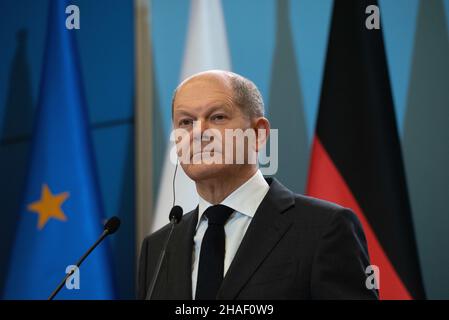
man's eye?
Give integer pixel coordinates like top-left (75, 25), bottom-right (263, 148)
top-left (211, 114), bottom-right (227, 122)
top-left (179, 119), bottom-right (193, 126)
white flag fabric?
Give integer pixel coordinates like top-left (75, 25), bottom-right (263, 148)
top-left (150, 0), bottom-right (231, 233)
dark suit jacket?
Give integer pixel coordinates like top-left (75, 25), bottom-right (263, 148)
top-left (137, 177), bottom-right (378, 300)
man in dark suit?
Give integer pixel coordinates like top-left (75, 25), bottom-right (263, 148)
top-left (138, 70), bottom-right (378, 300)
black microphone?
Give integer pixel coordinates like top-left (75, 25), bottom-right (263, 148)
top-left (146, 205), bottom-right (183, 299)
top-left (48, 216), bottom-right (121, 300)
top-left (169, 205), bottom-right (183, 224)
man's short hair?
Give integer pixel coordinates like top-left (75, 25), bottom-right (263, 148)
top-left (171, 71), bottom-right (265, 119)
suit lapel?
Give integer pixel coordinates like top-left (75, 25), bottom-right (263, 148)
top-left (166, 207), bottom-right (198, 299)
top-left (217, 178), bottom-right (295, 299)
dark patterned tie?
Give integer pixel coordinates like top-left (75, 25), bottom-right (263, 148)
top-left (195, 204), bottom-right (234, 300)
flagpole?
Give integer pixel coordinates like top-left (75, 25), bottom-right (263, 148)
top-left (134, 0), bottom-right (153, 257)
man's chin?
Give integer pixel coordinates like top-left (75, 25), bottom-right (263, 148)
top-left (181, 163), bottom-right (228, 182)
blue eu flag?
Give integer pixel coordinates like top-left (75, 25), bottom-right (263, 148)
top-left (3, 0), bottom-right (116, 299)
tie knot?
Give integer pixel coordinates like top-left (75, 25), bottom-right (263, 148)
top-left (204, 205), bottom-right (234, 226)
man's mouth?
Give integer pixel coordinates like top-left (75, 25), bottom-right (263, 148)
top-left (190, 150), bottom-right (221, 161)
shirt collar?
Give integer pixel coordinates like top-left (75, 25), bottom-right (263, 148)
top-left (197, 170), bottom-right (269, 227)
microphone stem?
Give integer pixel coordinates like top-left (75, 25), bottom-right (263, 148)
top-left (48, 229), bottom-right (109, 300)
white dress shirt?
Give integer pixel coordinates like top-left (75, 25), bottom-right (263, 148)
top-left (191, 170), bottom-right (270, 299)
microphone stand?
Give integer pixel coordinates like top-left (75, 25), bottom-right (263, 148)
top-left (48, 229), bottom-right (110, 300)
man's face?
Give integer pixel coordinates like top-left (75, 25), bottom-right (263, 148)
top-left (172, 75), bottom-right (255, 182)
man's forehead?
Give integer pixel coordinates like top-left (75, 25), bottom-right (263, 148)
top-left (174, 77), bottom-right (233, 109)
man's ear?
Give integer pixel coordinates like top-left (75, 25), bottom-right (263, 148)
top-left (253, 117), bottom-right (270, 152)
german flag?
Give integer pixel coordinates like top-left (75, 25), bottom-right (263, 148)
top-left (306, 0), bottom-right (425, 299)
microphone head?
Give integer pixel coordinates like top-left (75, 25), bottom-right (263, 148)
top-left (169, 205), bottom-right (183, 224)
top-left (104, 216), bottom-right (121, 235)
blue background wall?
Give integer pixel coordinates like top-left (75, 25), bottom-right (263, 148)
top-left (1, 0), bottom-right (448, 299)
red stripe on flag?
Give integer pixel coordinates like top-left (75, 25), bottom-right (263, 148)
top-left (306, 137), bottom-right (412, 300)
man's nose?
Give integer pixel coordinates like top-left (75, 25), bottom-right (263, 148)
top-left (193, 119), bottom-right (210, 141)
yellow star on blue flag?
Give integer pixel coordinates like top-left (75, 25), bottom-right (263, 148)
top-left (27, 184), bottom-right (69, 230)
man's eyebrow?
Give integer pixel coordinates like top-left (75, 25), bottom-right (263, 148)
top-left (173, 109), bottom-right (195, 118)
top-left (205, 104), bottom-right (232, 114)
top-left (174, 104), bottom-right (232, 117)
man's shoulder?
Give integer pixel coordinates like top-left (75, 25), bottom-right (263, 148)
top-left (293, 193), bottom-right (346, 214)
top-left (265, 177), bottom-right (357, 227)
top-left (288, 192), bottom-right (359, 228)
